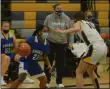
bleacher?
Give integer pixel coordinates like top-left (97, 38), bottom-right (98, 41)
top-left (2, 0), bottom-right (109, 39)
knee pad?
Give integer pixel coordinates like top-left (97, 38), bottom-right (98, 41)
top-left (18, 73), bottom-right (27, 82)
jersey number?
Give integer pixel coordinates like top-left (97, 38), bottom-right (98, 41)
top-left (32, 54), bottom-right (40, 60)
top-left (86, 22), bottom-right (95, 29)
top-left (5, 48), bottom-right (11, 54)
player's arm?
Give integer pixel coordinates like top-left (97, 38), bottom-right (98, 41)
top-left (56, 23), bottom-right (81, 34)
top-left (43, 53), bottom-right (52, 73)
top-left (14, 37), bottom-right (30, 62)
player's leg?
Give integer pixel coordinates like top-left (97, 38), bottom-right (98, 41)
top-left (7, 54), bottom-right (19, 82)
top-left (87, 64), bottom-right (100, 88)
top-left (76, 60), bottom-right (90, 88)
top-left (23, 74), bottom-right (35, 84)
top-left (1, 54), bottom-right (10, 76)
top-left (94, 65), bottom-right (100, 78)
top-left (55, 44), bottom-right (66, 88)
top-left (37, 73), bottom-right (47, 88)
top-left (86, 42), bottom-right (107, 88)
top-left (10, 73), bottom-right (27, 88)
top-left (19, 61), bottom-right (35, 84)
top-left (1, 54), bottom-right (10, 85)
top-left (44, 41), bottom-right (55, 84)
top-left (10, 54), bottom-right (27, 88)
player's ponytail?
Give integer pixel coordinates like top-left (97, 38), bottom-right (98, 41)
top-left (32, 24), bottom-right (45, 36)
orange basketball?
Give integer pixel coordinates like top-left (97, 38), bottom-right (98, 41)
top-left (100, 33), bottom-right (108, 40)
top-left (17, 43), bottom-right (31, 57)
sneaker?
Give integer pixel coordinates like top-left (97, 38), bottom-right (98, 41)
top-left (23, 76), bottom-right (35, 84)
top-left (1, 78), bottom-right (6, 86)
top-left (56, 84), bottom-right (64, 88)
top-left (46, 83), bottom-right (51, 88)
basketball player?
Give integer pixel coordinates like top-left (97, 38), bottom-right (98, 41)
top-left (56, 11), bottom-right (107, 88)
top-left (1, 21), bottom-right (17, 85)
top-left (1, 21), bottom-right (34, 86)
top-left (10, 24), bottom-right (52, 88)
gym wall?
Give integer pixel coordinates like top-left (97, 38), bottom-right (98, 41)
top-left (1, 0), bottom-right (109, 38)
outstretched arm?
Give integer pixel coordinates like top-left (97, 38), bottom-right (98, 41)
top-left (56, 23), bottom-right (81, 34)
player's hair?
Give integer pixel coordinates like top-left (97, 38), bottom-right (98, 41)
top-left (1, 21), bottom-right (10, 26)
top-left (85, 10), bottom-right (93, 16)
top-left (32, 24), bottom-right (45, 36)
top-left (52, 3), bottom-right (61, 10)
top-left (74, 11), bottom-right (86, 22)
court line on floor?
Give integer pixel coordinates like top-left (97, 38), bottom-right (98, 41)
top-left (65, 83), bottom-right (110, 87)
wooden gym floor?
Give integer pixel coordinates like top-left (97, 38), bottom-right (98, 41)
top-left (1, 57), bottom-right (110, 88)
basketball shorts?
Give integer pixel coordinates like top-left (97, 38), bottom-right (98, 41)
top-left (82, 42), bottom-right (107, 65)
top-left (19, 59), bottom-right (45, 78)
top-left (8, 53), bottom-right (15, 61)
top-left (27, 61), bottom-right (45, 77)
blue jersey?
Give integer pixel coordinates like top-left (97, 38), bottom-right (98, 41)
top-left (25, 36), bottom-right (49, 76)
top-left (1, 33), bottom-right (14, 55)
top-left (26, 36), bottom-right (49, 61)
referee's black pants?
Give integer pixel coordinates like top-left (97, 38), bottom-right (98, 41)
top-left (44, 41), bottom-right (67, 84)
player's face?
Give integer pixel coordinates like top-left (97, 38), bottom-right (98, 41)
top-left (55, 5), bottom-right (63, 16)
top-left (55, 5), bottom-right (63, 11)
top-left (2, 23), bottom-right (10, 34)
top-left (86, 12), bottom-right (93, 21)
top-left (87, 12), bottom-right (92, 17)
top-left (39, 27), bottom-right (49, 39)
top-left (2, 23), bottom-right (10, 30)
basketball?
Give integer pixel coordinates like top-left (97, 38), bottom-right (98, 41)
top-left (17, 42), bottom-right (31, 57)
top-left (100, 33), bottom-right (108, 40)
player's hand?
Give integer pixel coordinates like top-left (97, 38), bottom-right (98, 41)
top-left (48, 65), bottom-right (52, 73)
top-left (19, 40), bottom-right (26, 45)
top-left (68, 44), bottom-right (73, 49)
top-left (14, 54), bottom-right (21, 62)
top-left (56, 28), bottom-right (64, 33)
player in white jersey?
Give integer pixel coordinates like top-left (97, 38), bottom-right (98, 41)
top-left (56, 11), bottom-right (107, 88)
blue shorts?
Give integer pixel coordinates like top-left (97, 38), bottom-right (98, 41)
top-left (8, 53), bottom-right (15, 61)
top-left (27, 61), bottom-right (43, 76)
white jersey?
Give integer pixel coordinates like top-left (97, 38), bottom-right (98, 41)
top-left (77, 20), bottom-right (103, 45)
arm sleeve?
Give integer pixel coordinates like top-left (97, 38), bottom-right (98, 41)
top-left (26, 36), bottom-right (33, 44)
top-left (67, 19), bottom-right (74, 44)
top-left (44, 15), bottom-right (49, 26)
top-left (44, 42), bottom-right (49, 54)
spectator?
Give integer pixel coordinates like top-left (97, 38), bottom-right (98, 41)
top-left (85, 10), bottom-right (101, 33)
top-left (44, 3), bottom-right (74, 88)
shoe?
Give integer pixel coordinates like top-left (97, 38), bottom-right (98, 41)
top-left (1, 78), bottom-right (6, 86)
top-left (23, 76), bottom-right (35, 84)
top-left (46, 83), bottom-right (51, 88)
top-left (56, 84), bottom-right (64, 88)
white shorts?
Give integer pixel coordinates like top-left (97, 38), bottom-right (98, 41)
top-left (82, 42), bottom-right (107, 65)
top-left (32, 72), bottom-right (45, 78)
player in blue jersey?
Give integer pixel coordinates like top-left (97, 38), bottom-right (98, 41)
top-left (10, 24), bottom-right (52, 88)
top-left (1, 21), bottom-right (34, 86)
top-left (1, 21), bottom-right (18, 85)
